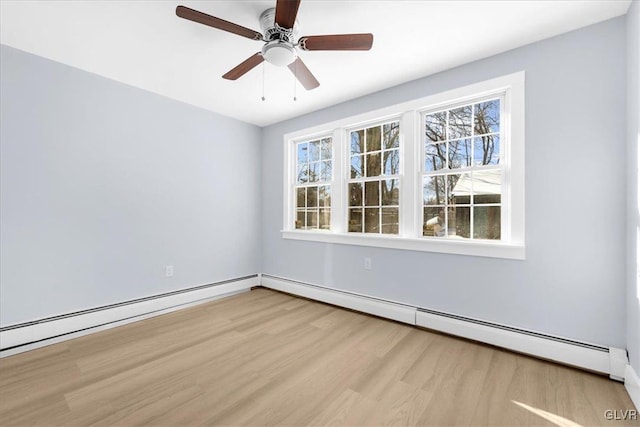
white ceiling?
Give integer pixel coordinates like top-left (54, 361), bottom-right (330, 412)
top-left (0, 0), bottom-right (631, 127)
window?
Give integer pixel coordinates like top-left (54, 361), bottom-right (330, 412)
top-left (348, 121), bottom-right (400, 234)
top-left (422, 98), bottom-right (502, 240)
top-left (283, 72), bottom-right (525, 259)
top-left (294, 137), bottom-right (332, 230)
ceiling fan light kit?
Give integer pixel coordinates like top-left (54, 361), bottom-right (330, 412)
top-left (176, 0), bottom-right (373, 91)
top-left (262, 41), bottom-right (297, 67)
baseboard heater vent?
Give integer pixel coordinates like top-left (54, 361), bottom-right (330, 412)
top-left (417, 308), bottom-right (608, 352)
top-left (260, 275), bottom-right (416, 325)
top-left (261, 274), bottom-right (625, 379)
top-left (0, 275), bottom-right (259, 356)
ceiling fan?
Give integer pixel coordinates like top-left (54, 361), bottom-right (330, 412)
top-left (176, 0), bottom-right (374, 90)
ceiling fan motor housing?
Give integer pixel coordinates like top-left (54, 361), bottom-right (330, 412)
top-left (259, 7), bottom-right (297, 42)
top-left (259, 7), bottom-right (298, 66)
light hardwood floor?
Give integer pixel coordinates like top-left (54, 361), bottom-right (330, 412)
top-left (0, 288), bottom-right (637, 426)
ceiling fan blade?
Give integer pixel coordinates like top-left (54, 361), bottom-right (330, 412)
top-left (222, 53), bottom-right (264, 80)
top-left (176, 5), bottom-right (263, 41)
top-left (275, 0), bottom-right (301, 29)
top-left (299, 34), bottom-right (374, 51)
top-left (288, 57), bottom-right (320, 90)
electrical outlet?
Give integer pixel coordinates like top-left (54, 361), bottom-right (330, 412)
top-left (364, 257), bottom-right (372, 270)
top-left (165, 265), bottom-right (174, 277)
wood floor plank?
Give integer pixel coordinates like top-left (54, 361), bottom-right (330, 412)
top-left (306, 388), bottom-right (364, 427)
top-left (0, 288), bottom-right (636, 426)
top-left (351, 328), bottom-right (431, 402)
top-left (417, 339), bottom-right (495, 426)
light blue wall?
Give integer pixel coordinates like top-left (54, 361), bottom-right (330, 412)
top-left (0, 45), bottom-right (262, 326)
top-left (261, 17), bottom-right (628, 348)
top-left (627, 0), bottom-right (640, 372)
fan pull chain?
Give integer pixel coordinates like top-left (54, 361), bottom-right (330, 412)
top-left (261, 62), bottom-right (266, 101)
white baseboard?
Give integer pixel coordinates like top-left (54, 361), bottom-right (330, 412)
top-left (260, 275), bottom-right (416, 325)
top-left (0, 276), bottom-right (258, 357)
top-left (260, 274), bottom-right (624, 377)
top-left (626, 364), bottom-right (640, 410)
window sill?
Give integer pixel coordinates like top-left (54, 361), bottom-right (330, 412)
top-left (281, 230), bottom-right (525, 260)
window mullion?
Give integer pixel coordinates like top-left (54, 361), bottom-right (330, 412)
top-left (500, 92), bottom-right (512, 242)
top-left (400, 110), bottom-right (417, 238)
top-left (332, 128), bottom-right (346, 233)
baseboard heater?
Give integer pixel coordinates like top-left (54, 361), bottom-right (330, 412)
top-left (260, 274), bottom-right (627, 380)
top-left (1, 273), bottom-right (628, 382)
top-left (0, 275), bottom-right (259, 357)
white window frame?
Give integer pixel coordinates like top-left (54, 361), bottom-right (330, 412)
top-left (346, 118), bottom-right (402, 235)
top-left (420, 95), bottom-right (505, 241)
top-left (282, 72), bottom-right (525, 260)
top-left (292, 136), bottom-right (334, 231)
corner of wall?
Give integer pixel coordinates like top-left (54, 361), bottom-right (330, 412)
top-left (258, 125), bottom-right (266, 275)
top-left (627, 0), bottom-right (640, 374)
top-left (625, 363), bottom-right (640, 411)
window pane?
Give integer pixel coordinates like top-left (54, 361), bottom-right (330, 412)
top-left (475, 195), bottom-right (501, 204)
top-left (470, 170), bottom-right (501, 204)
top-left (453, 194), bottom-right (470, 205)
top-left (366, 126), bottom-right (381, 152)
top-left (351, 130), bottom-right (364, 155)
top-left (425, 112), bottom-right (446, 143)
top-left (306, 210), bottom-right (318, 229)
top-left (318, 185), bottom-right (331, 207)
top-left (364, 208), bottom-right (380, 233)
top-left (320, 138), bottom-right (332, 161)
top-left (447, 174), bottom-right (465, 205)
top-left (474, 135), bottom-right (500, 166)
top-left (423, 176), bottom-right (446, 205)
top-left (366, 152), bottom-right (381, 177)
top-left (349, 182), bottom-right (363, 207)
top-left (383, 122), bottom-right (400, 149)
top-left (474, 206), bottom-right (501, 240)
top-left (297, 163), bottom-right (308, 183)
top-left (320, 160), bottom-right (332, 181)
top-left (449, 139), bottom-right (472, 169)
top-left (425, 143), bottom-right (446, 172)
top-left (297, 142), bottom-right (308, 163)
top-left (309, 140), bottom-right (320, 162)
top-left (381, 207), bottom-right (399, 234)
top-left (296, 210), bottom-right (305, 229)
top-left (382, 179), bottom-right (399, 206)
top-left (350, 155), bottom-right (363, 179)
top-left (293, 136), bottom-right (331, 233)
top-left (348, 208), bottom-right (363, 232)
top-left (448, 206), bottom-right (470, 238)
top-left (319, 208), bottom-right (331, 230)
top-left (474, 99), bottom-right (500, 135)
top-left (296, 187), bottom-right (306, 208)
top-left (383, 149), bottom-right (400, 175)
top-left (307, 186), bottom-right (318, 207)
top-left (365, 181), bottom-right (380, 206)
top-left (423, 207), bottom-right (445, 237)
top-left (309, 162), bottom-right (320, 183)
top-left (449, 106), bottom-right (472, 139)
